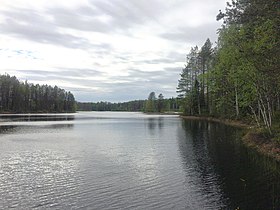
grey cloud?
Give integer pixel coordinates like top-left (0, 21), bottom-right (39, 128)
top-left (87, 67), bottom-right (181, 102)
top-left (3, 21), bottom-right (86, 48)
top-left (133, 58), bottom-right (178, 65)
top-left (127, 69), bottom-right (162, 78)
top-left (16, 66), bottom-right (180, 102)
top-left (113, 52), bottom-right (185, 66)
top-left (25, 0), bottom-right (164, 37)
top-left (89, 0), bottom-right (165, 28)
top-left (0, 8), bottom-right (112, 50)
top-left (0, 1), bottom-right (220, 49)
top-left (0, 0), bottom-right (162, 44)
top-left (16, 68), bottom-right (106, 85)
top-left (48, 7), bottom-right (112, 33)
top-left (160, 23), bottom-right (220, 46)
top-left (0, 0), bottom-right (227, 102)
top-left (166, 51), bottom-right (186, 63)
top-left (46, 0), bottom-right (166, 35)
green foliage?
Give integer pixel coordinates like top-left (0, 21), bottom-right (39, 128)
top-left (0, 74), bottom-right (76, 113)
top-left (157, 93), bottom-right (164, 113)
top-left (145, 92), bottom-right (156, 112)
top-left (177, 39), bottom-right (213, 115)
top-left (178, 0), bottom-right (280, 133)
top-left (77, 97), bottom-right (180, 113)
top-left (77, 100), bottom-right (146, 112)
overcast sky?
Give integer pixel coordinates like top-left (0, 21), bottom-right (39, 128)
top-left (0, 0), bottom-right (226, 102)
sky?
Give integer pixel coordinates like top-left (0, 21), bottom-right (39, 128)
top-left (0, 0), bottom-right (227, 102)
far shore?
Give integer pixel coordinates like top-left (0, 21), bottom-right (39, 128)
top-left (144, 111), bottom-right (181, 115)
top-left (181, 115), bottom-right (280, 162)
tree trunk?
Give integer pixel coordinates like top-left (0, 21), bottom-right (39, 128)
top-left (258, 93), bottom-right (272, 134)
top-left (277, 92), bottom-right (280, 111)
top-left (235, 84), bottom-right (239, 118)
top-left (249, 105), bottom-right (260, 127)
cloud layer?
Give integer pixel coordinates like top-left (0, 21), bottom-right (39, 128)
top-left (0, 0), bottom-right (226, 102)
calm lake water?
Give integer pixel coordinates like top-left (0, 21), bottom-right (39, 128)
top-left (0, 112), bottom-right (279, 209)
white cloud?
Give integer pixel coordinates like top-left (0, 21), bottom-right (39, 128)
top-left (0, 0), bottom-right (227, 102)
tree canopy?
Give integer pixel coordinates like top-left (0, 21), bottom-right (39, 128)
top-left (0, 74), bottom-right (76, 113)
top-left (177, 0), bottom-right (280, 133)
top-left (77, 94), bottom-right (180, 113)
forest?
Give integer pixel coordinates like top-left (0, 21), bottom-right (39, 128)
top-left (0, 74), bottom-right (76, 113)
top-left (177, 0), bottom-right (279, 135)
top-left (77, 93), bottom-right (180, 113)
top-left (77, 100), bottom-right (146, 112)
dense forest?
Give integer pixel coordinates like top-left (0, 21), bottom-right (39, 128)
top-left (177, 0), bottom-right (279, 134)
top-left (77, 93), bottom-right (180, 113)
top-left (0, 74), bottom-right (76, 113)
top-left (77, 100), bottom-right (145, 112)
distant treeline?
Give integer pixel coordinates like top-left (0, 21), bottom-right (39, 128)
top-left (0, 74), bottom-right (76, 113)
top-left (77, 100), bottom-right (145, 112)
top-left (77, 95), bottom-right (180, 112)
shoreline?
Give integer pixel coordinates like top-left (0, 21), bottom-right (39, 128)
top-left (144, 112), bottom-right (181, 115)
top-left (180, 115), bottom-right (280, 162)
top-left (180, 115), bottom-right (250, 128)
top-left (243, 131), bottom-right (280, 162)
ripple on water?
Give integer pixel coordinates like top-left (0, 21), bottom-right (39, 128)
top-left (0, 113), bottom-right (279, 209)
top-left (0, 150), bottom-right (79, 209)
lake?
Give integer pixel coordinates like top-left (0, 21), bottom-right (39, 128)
top-left (0, 112), bottom-right (279, 209)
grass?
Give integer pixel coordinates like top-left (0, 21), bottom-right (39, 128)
top-left (243, 126), bottom-right (280, 162)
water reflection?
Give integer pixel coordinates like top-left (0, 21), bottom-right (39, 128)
top-left (0, 150), bottom-right (79, 209)
top-left (177, 120), bottom-right (227, 209)
top-left (0, 112), bottom-right (279, 209)
top-left (145, 117), bottom-right (164, 136)
top-left (147, 118), bottom-right (157, 130)
top-left (0, 114), bottom-right (75, 122)
top-left (0, 125), bottom-right (15, 134)
top-left (0, 114), bottom-right (75, 135)
top-left (178, 119), bottom-right (280, 209)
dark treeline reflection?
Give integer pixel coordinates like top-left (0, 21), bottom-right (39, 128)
top-left (178, 120), bottom-right (280, 209)
top-left (0, 114), bottom-right (75, 134)
top-left (0, 114), bottom-right (75, 122)
top-left (145, 117), bottom-right (164, 135)
top-left (0, 124), bottom-right (74, 135)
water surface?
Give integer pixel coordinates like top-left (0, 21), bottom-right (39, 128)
top-left (0, 112), bottom-right (279, 209)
